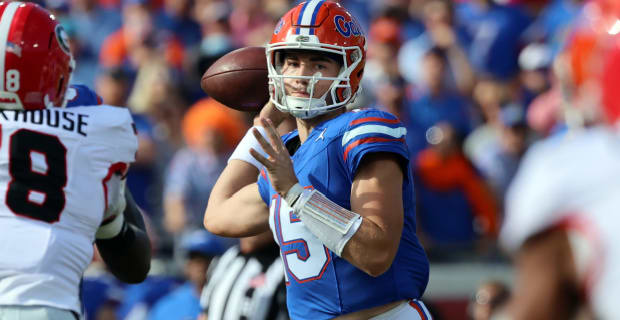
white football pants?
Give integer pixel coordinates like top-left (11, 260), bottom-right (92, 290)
top-left (370, 299), bottom-right (433, 320)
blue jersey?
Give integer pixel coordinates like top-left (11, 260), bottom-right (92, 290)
top-left (257, 109), bottom-right (429, 319)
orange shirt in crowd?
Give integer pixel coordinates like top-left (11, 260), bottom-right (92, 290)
top-left (415, 148), bottom-right (499, 237)
top-left (100, 28), bottom-right (185, 69)
top-left (182, 98), bottom-right (248, 151)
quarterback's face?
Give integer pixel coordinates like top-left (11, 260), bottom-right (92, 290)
top-left (280, 51), bottom-right (341, 99)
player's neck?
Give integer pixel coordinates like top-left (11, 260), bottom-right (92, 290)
top-left (296, 108), bottom-right (345, 143)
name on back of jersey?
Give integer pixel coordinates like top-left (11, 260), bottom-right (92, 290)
top-left (0, 109), bottom-right (88, 136)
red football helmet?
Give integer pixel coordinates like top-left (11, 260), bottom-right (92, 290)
top-left (267, 0), bottom-right (366, 119)
top-left (0, 2), bottom-right (74, 110)
top-left (561, 0), bottom-right (620, 126)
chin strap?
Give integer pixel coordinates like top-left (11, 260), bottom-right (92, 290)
top-left (284, 183), bottom-right (362, 256)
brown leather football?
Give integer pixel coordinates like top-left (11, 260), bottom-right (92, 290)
top-left (200, 46), bottom-right (269, 112)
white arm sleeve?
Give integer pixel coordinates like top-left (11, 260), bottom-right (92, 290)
top-left (286, 184), bottom-right (362, 256)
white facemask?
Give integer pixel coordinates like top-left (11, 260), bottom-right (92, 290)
top-left (281, 72), bottom-right (331, 119)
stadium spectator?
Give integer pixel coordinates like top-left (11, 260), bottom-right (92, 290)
top-left (525, 56), bottom-right (567, 137)
top-left (68, 0), bottom-right (122, 86)
top-left (516, 42), bottom-right (554, 109)
top-left (185, 0), bottom-right (234, 101)
top-left (116, 276), bottom-right (181, 320)
top-left (467, 103), bottom-right (531, 201)
top-left (362, 16), bottom-right (404, 108)
top-left (520, 0), bottom-right (581, 55)
top-left (82, 268), bottom-right (124, 320)
top-left (164, 98), bottom-right (247, 235)
top-left (99, 0), bottom-right (184, 71)
top-left (455, 0), bottom-right (533, 80)
top-left (95, 67), bottom-right (133, 107)
top-left (414, 122), bottom-right (499, 259)
top-left (463, 78), bottom-right (507, 172)
top-left (227, 0), bottom-right (273, 47)
top-left (398, 0), bottom-right (474, 95)
top-left (154, 0), bottom-right (202, 47)
top-left (406, 47), bottom-right (473, 158)
top-left (149, 230), bottom-right (227, 320)
top-left (126, 60), bottom-right (187, 224)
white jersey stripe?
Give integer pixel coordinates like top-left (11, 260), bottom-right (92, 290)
top-left (418, 300), bottom-right (433, 318)
top-left (299, 0), bottom-right (322, 36)
top-left (0, 2), bottom-right (20, 92)
top-left (342, 125), bottom-right (407, 146)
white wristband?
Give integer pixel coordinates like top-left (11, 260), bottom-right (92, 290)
top-left (96, 213), bottom-right (125, 239)
top-left (229, 126), bottom-right (269, 170)
top-left (292, 188), bottom-right (362, 256)
top-left (284, 183), bottom-right (304, 206)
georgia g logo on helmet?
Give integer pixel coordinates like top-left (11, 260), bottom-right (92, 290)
top-left (55, 24), bottom-right (71, 56)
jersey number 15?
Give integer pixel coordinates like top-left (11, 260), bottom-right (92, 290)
top-left (272, 196), bottom-right (331, 283)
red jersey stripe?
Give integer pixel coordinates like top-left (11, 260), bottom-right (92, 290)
top-left (409, 300), bottom-right (428, 320)
top-left (342, 137), bottom-right (405, 162)
top-left (349, 116), bottom-right (401, 127)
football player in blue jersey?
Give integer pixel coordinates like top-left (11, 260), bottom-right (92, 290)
top-left (204, 1), bottom-right (431, 319)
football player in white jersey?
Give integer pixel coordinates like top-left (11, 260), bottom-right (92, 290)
top-left (0, 2), bottom-right (151, 319)
top-left (499, 0), bottom-right (620, 319)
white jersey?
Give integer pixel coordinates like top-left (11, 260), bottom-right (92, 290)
top-left (0, 106), bottom-right (137, 313)
top-left (501, 126), bottom-right (620, 319)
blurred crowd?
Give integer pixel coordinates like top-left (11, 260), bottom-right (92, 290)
top-left (34, 0), bottom-right (584, 318)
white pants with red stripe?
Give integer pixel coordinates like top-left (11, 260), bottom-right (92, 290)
top-left (369, 299), bottom-right (432, 320)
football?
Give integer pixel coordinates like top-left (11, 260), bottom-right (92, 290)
top-left (201, 46), bottom-right (269, 112)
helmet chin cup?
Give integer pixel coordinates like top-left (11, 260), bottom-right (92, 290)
top-left (281, 95), bottom-right (328, 119)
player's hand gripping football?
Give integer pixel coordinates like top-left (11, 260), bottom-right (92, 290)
top-left (249, 118), bottom-right (299, 197)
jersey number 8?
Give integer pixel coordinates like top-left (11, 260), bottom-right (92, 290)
top-left (4, 127), bottom-right (67, 223)
top-left (6, 69), bottom-right (20, 92)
